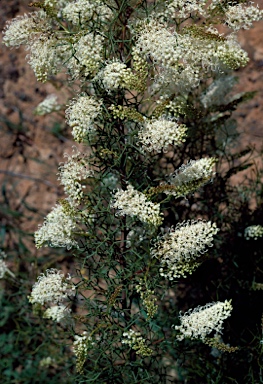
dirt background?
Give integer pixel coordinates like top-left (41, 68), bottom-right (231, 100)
top-left (0, 1), bottom-right (262, 255)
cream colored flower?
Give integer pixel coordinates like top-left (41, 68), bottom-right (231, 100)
top-left (111, 184), bottom-right (163, 226)
top-left (174, 300), bottom-right (233, 341)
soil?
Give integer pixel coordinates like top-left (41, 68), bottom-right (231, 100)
top-left (0, 0), bottom-right (262, 255)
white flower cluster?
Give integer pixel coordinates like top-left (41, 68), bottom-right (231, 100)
top-left (151, 220), bottom-right (219, 280)
top-left (68, 33), bottom-right (104, 79)
top-left (63, 0), bottom-right (113, 26)
top-left (34, 95), bottom-right (61, 115)
top-left (134, 21), bottom-right (248, 92)
top-left (29, 269), bottom-right (75, 305)
top-left (164, 0), bottom-right (207, 19)
top-left (96, 60), bottom-right (135, 92)
top-left (122, 329), bottom-right (152, 356)
top-left (225, 4), bottom-right (263, 31)
top-left (244, 225), bottom-right (263, 240)
top-left (174, 300), bottom-right (233, 341)
top-left (200, 76), bottom-right (237, 108)
top-left (135, 22), bottom-right (184, 70)
top-left (43, 304), bottom-right (71, 322)
top-left (2, 11), bottom-right (50, 47)
top-left (111, 184), bottom-right (163, 226)
top-left (73, 331), bottom-right (95, 373)
top-left (58, 147), bottom-right (94, 204)
top-left (65, 95), bottom-right (102, 142)
top-left (34, 203), bottom-right (79, 249)
top-left (138, 117), bottom-right (187, 153)
top-left (164, 158), bottom-right (216, 198)
top-left (26, 35), bottom-right (61, 82)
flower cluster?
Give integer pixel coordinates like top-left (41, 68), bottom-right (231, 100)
top-left (34, 202), bottom-right (79, 249)
top-left (138, 117), bottom-right (187, 153)
top-left (58, 147), bottom-right (94, 204)
top-left (136, 280), bottom-right (158, 319)
top-left (73, 331), bottom-right (95, 373)
top-left (174, 300), bottom-right (233, 341)
top-left (68, 33), bottom-right (104, 79)
top-left (96, 60), bottom-right (138, 92)
top-left (111, 184), bottom-right (163, 226)
top-left (225, 4), bottom-right (263, 31)
top-left (134, 21), bottom-right (248, 94)
top-left (151, 220), bottom-right (219, 280)
top-left (164, 0), bottom-right (207, 19)
top-left (43, 304), bottom-right (71, 322)
top-left (163, 158), bottom-right (216, 198)
top-left (2, 11), bottom-right (50, 47)
top-left (63, 0), bottom-right (113, 26)
top-left (34, 94), bottom-right (61, 115)
top-left (122, 329), bottom-right (153, 357)
top-left (65, 95), bottom-right (102, 142)
top-left (29, 269), bottom-right (75, 305)
top-left (244, 225), bottom-right (263, 240)
top-left (26, 34), bottom-right (61, 82)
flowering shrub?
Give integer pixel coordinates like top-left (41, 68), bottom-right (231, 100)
top-left (2, 0), bottom-right (263, 382)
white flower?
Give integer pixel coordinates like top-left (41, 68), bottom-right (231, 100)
top-left (151, 220), bottom-right (219, 280)
top-left (111, 184), bottom-right (163, 226)
top-left (164, 0), bottom-right (207, 19)
top-left (63, 0), bottom-right (113, 26)
top-left (34, 203), bottom-right (79, 249)
top-left (135, 21), bottom-right (184, 70)
top-left (65, 95), bottom-right (102, 142)
top-left (2, 11), bottom-right (50, 47)
top-left (43, 304), bottom-right (71, 322)
top-left (73, 331), bottom-right (95, 373)
top-left (29, 269), bottom-right (75, 305)
top-left (69, 33), bottom-right (104, 79)
top-left (58, 147), bottom-right (94, 204)
top-left (122, 329), bottom-right (142, 345)
top-left (174, 300), bottom-right (233, 341)
top-left (96, 60), bottom-right (135, 92)
top-left (26, 35), bottom-right (60, 82)
top-left (163, 158), bottom-right (216, 198)
top-left (122, 329), bottom-right (153, 356)
top-left (134, 21), bottom-right (248, 92)
top-left (225, 4), bottom-right (263, 31)
top-left (244, 225), bottom-right (263, 240)
top-left (138, 117), bottom-right (187, 153)
top-left (34, 94), bottom-right (61, 115)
